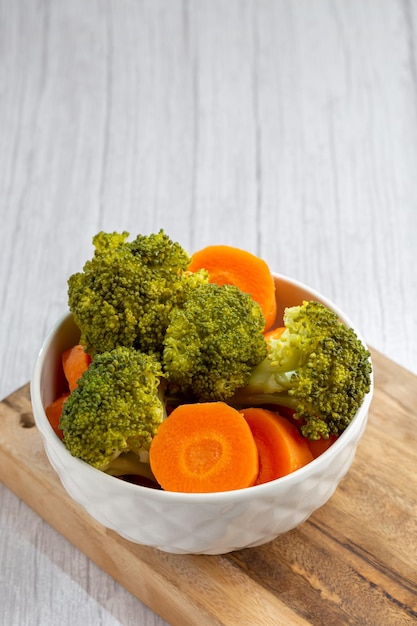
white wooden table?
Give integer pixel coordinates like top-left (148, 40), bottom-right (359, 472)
top-left (1, 1), bottom-right (416, 624)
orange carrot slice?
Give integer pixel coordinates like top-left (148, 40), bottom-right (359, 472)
top-left (45, 393), bottom-right (69, 440)
top-left (306, 434), bottom-right (338, 459)
top-left (149, 402), bottom-right (259, 493)
top-left (242, 408), bottom-right (314, 485)
top-left (62, 344), bottom-right (91, 391)
top-left (188, 245), bottom-right (277, 331)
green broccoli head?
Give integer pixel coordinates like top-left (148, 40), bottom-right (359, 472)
top-left (231, 300), bottom-right (372, 440)
top-left (59, 346), bottom-right (166, 471)
top-left (67, 230), bottom-right (208, 356)
top-left (162, 283), bottom-right (268, 402)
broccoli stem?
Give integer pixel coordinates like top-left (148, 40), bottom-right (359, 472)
top-left (230, 392), bottom-right (298, 411)
top-left (104, 451), bottom-right (156, 482)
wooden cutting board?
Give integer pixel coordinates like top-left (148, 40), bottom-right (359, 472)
top-left (0, 348), bottom-right (416, 625)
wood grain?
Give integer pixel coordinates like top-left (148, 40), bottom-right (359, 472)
top-left (1, 349), bottom-right (416, 626)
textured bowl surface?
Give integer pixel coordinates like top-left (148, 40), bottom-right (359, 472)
top-left (31, 273), bottom-right (373, 554)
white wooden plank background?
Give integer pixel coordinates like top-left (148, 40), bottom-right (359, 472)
top-left (0, 1), bottom-right (416, 624)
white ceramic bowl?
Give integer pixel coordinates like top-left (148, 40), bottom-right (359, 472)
top-left (31, 274), bottom-right (373, 555)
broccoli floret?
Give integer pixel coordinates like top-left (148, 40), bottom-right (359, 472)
top-left (230, 300), bottom-right (372, 440)
top-left (67, 230), bottom-right (208, 356)
top-left (162, 283), bottom-right (268, 402)
top-left (59, 346), bottom-right (166, 472)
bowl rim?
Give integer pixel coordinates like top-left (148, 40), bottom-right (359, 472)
top-left (31, 271), bottom-right (374, 503)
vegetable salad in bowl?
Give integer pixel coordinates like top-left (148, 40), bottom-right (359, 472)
top-left (31, 230), bottom-right (373, 553)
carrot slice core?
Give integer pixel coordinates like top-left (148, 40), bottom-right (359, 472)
top-left (150, 402), bottom-right (259, 493)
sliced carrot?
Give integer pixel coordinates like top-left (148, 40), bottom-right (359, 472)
top-left (62, 344), bottom-right (91, 391)
top-left (264, 325), bottom-right (285, 343)
top-left (149, 402), bottom-right (259, 493)
top-left (306, 434), bottom-right (338, 459)
top-left (45, 393), bottom-right (69, 440)
top-left (188, 245), bottom-right (277, 331)
top-left (242, 408), bottom-right (314, 485)
top-left (274, 405), bottom-right (297, 421)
